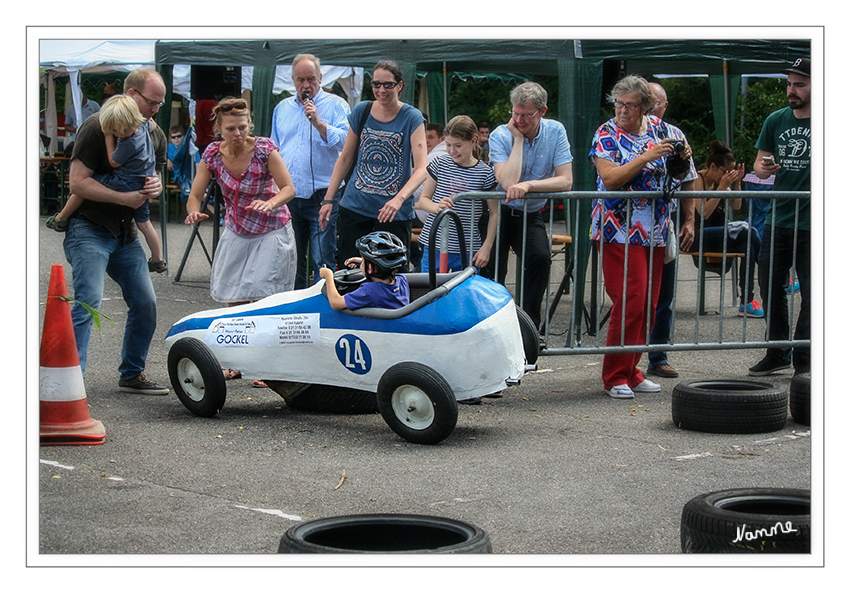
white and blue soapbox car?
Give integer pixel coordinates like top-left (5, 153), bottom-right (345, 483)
top-left (165, 213), bottom-right (538, 444)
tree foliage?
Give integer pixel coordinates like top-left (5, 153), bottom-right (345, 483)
top-left (442, 73), bottom-right (788, 173)
top-left (653, 75), bottom-right (787, 171)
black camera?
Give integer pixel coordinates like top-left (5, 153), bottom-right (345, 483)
top-left (666, 141), bottom-right (689, 176)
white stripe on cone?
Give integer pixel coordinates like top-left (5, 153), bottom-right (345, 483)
top-left (40, 365), bottom-right (87, 402)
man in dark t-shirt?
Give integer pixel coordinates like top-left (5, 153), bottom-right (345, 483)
top-left (64, 68), bottom-right (170, 394)
top-left (748, 58), bottom-right (812, 377)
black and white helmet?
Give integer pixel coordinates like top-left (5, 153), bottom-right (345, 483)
top-left (355, 231), bottom-right (408, 273)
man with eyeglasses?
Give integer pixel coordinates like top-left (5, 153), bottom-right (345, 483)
top-left (644, 81), bottom-right (697, 380)
top-left (271, 54), bottom-right (351, 289)
top-left (481, 81), bottom-right (573, 336)
top-left (64, 67), bottom-right (170, 395)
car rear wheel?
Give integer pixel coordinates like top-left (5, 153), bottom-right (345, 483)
top-left (516, 305), bottom-right (540, 365)
top-left (377, 362), bottom-right (458, 444)
top-left (168, 337), bottom-right (227, 417)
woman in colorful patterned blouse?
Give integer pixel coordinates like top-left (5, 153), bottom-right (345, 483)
top-left (588, 75), bottom-right (693, 400)
top-left (185, 97), bottom-right (297, 307)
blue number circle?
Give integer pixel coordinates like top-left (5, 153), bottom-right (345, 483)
top-left (334, 334), bottom-right (372, 375)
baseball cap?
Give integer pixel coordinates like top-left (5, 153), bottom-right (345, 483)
top-left (781, 58), bottom-right (810, 77)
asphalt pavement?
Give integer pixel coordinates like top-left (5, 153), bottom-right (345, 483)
top-left (33, 214), bottom-right (817, 566)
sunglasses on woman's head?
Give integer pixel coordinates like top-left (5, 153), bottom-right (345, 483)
top-left (371, 80), bottom-right (399, 89)
top-left (217, 101), bottom-right (248, 113)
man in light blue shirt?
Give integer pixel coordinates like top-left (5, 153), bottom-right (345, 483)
top-left (483, 81), bottom-right (573, 333)
top-left (64, 93), bottom-right (100, 140)
top-left (271, 54), bottom-right (351, 288)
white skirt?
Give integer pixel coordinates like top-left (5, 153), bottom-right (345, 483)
top-left (210, 224), bottom-right (297, 303)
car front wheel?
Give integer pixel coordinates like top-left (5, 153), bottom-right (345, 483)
top-left (168, 337), bottom-right (227, 417)
top-left (377, 362), bottom-right (458, 445)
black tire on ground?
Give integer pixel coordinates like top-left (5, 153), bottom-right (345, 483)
top-left (377, 362), bottom-right (458, 445)
top-left (281, 384), bottom-right (378, 414)
top-left (278, 513), bottom-right (491, 553)
top-left (516, 305), bottom-right (540, 365)
top-left (789, 373), bottom-right (811, 426)
top-left (167, 337), bottom-right (227, 417)
top-left (671, 379), bottom-right (787, 434)
top-left (681, 488), bottom-right (810, 553)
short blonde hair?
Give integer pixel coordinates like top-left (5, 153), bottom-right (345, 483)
top-left (99, 95), bottom-right (145, 135)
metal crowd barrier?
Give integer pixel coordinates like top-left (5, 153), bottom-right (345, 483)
top-left (442, 190), bottom-right (811, 356)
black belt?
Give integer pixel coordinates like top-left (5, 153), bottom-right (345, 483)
top-left (501, 204), bottom-right (542, 218)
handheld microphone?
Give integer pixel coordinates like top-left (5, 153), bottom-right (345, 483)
top-left (301, 91), bottom-right (312, 120)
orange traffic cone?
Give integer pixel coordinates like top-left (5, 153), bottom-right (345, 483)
top-left (40, 264), bottom-right (105, 446)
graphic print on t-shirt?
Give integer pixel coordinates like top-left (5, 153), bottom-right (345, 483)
top-left (776, 125), bottom-right (811, 174)
top-left (355, 126), bottom-right (404, 197)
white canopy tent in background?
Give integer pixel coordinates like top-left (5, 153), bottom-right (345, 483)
top-left (39, 39), bottom-right (363, 155)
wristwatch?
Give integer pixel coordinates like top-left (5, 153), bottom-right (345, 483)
top-left (321, 199), bottom-right (336, 206)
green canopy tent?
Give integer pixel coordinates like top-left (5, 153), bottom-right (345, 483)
top-left (155, 38), bottom-right (810, 338)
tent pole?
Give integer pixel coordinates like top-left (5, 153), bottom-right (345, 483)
top-left (45, 73), bottom-right (58, 156)
top-left (442, 62), bottom-right (449, 124)
top-left (723, 59), bottom-right (731, 149)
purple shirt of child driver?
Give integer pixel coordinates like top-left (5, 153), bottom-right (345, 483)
top-left (343, 274), bottom-right (410, 310)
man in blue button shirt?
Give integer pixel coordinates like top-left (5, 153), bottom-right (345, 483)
top-left (271, 54), bottom-right (351, 288)
top-left (482, 81), bottom-right (573, 333)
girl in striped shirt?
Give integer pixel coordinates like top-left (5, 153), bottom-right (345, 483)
top-left (416, 115), bottom-right (499, 273)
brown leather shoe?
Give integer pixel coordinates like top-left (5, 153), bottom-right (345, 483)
top-left (647, 363), bottom-right (679, 378)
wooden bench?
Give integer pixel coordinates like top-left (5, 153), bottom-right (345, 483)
top-left (680, 251), bottom-right (745, 315)
top-left (550, 233), bottom-right (572, 253)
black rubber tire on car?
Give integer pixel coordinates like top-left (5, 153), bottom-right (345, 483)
top-left (278, 513), bottom-right (491, 553)
top-left (377, 362), bottom-right (458, 444)
top-left (671, 379), bottom-right (787, 434)
top-left (790, 372), bottom-right (811, 426)
top-left (167, 337), bottom-right (227, 417)
top-left (681, 488), bottom-right (810, 553)
top-left (516, 305), bottom-right (540, 365)
top-left (281, 384), bottom-right (378, 414)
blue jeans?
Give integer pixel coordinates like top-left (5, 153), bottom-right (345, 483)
top-left (743, 181), bottom-right (773, 240)
top-left (690, 225), bottom-right (761, 305)
top-left (63, 217), bottom-right (158, 380)
top-left (289, 189), bottom-right (339, 289)
top-left (419, 249), bottom-right (468, 274)
top-left (648, 257), bottom-right (676, 368)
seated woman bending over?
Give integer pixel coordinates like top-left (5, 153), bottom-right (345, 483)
top-left (691, 140), bottom-right (763, 318)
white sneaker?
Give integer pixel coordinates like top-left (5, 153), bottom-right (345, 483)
top-left (606, 384), bottom-right (635, 399)
top-left (633, 379), bottom-right (661, 392)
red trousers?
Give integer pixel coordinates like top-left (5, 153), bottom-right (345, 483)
top-left (600, 242), bottom-right (665, 389)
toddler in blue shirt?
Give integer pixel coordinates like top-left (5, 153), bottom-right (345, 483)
top-left (46, 94), bottom-right (166, 273)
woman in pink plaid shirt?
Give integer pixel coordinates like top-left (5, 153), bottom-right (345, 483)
top-left (186, 97), bottom-right (297, 307)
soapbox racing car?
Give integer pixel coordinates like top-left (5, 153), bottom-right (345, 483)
top-left (164, 214), bottom-right (538, 444)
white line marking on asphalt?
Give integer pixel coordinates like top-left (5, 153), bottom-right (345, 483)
top-left (40, 459), bottom-right (75, 470)
top-left (673, 452), bottom-right (713, 461)
top-left (753, 430), bottom-right (811, 445)
top-left (234, 505), bottom-right (302, 522)
top-left (673, 431), bottom-right (811, 462)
